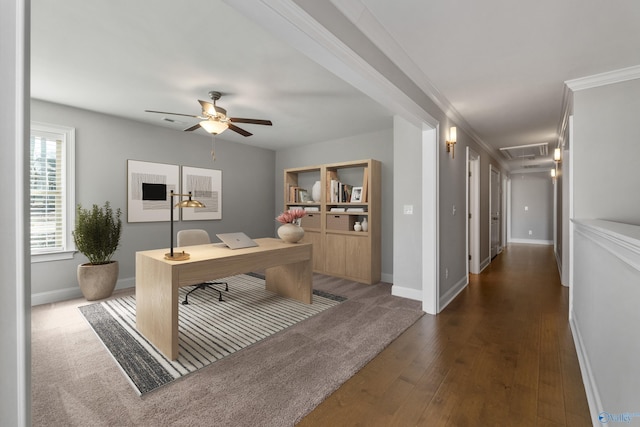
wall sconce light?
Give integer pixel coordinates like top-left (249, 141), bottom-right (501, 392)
top-left (446, 126), bottom-right (457, 158)
top-left (550, 168), bottom-right (557, 178)
top-left (553, 147), bottom-right (562, 162)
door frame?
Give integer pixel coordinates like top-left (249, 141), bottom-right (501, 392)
top-left (422, 126), bottom-right (439, 314)
top-left (467, 147), bottom-right (480, 274)
top-left (489, 164), bottom-right (501, 259)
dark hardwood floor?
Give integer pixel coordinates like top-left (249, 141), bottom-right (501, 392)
top-left (298, 244), bottom-right (591, 426)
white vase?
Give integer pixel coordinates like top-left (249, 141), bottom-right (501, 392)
top-left (354, 221), bottom-right (362, 232)
top-left (361, 218), bottom-right (368, 232)
top-left (311, 181), bottom-right (322, 202)
top-left (278, 223), bottom-right (305, 243)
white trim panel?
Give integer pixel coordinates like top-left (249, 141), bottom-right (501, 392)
top-left (31, 277), bottom-right (135, 306)
top-left (508, 238), bottom-right (553, 245)
top-left (391, 284), bottom-right (422, 302)
top-left (565, 65), bottom-right (640, 91)
top-left (438, 275), bottom-right (467, 311)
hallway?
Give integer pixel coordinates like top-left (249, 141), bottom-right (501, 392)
top-left (299, 244), bottom-right (591, 426)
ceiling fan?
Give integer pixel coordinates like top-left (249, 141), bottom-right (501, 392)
top-left (145, 91), bottom-right (272, 137)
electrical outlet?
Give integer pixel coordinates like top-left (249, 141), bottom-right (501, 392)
top-left (445, 268), bottom-right (449, 279)
top-left (528, 230), bottom-right (533, 236)
top-left (403, 205), bottom-right (413, 215)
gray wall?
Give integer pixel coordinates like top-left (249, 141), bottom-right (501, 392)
top-left (392, 116), bottom-right (423, 291)
top-left (573, 79), bottom-right (640, 225)
top-left (274, 128), bottom-right (393, 280)
top-left (510, 172), bottom-right (554, 242)
top-left (439, 124), bottom-right (507, 297)
top-left (31, 100), bottom-right (276, 303)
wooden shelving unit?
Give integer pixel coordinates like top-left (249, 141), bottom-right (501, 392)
top-left (283, 159), bottom-right (381, 284)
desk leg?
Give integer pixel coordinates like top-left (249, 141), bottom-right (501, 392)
top-left (136, 254), bottom-right (180, 360)
top-left (265, 258), bottom-right (312, 304)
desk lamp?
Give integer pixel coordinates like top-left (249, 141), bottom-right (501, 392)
top-left (166, 190), bottom-right (205, 261)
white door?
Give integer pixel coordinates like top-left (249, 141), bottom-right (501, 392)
top-left (490, 166), bottom-right (501, 259)
top-left (467, 148), bottom-right (480, 274)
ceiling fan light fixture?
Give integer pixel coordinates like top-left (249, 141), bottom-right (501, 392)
top-left (200, 120), bottom-right (229, 135)
top-left (214, 105), bottom-right (227, 119)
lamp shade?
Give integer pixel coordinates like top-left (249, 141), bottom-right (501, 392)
top-left (550, 168), bottom-right (556, 178)
top-left (449, 126), bottom-right (457, 143)
top-left (176, 199), bottom-right (205, 208)
top-left (553, 148), bottom-right (561, 162)
top-left (200, 120), bottom-right (229, 135)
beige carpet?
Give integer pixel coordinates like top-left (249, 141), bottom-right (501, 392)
top-left (32, 274), bottom-right (423, 426)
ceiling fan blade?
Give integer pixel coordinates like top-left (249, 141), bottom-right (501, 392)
top-left (145, 110), bottom-right (200, 118)
top-left (228, 123), bottom-right (253, 137)
top-left (183, 123), bottom-right (202, 132)
top-left (230, 117), bottom-right (273, 126)
top-left (198, 100), bottom-right (215, 115)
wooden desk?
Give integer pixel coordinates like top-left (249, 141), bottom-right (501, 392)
top-left (135, 238), bottom-right (312, 360)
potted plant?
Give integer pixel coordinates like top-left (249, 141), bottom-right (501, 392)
top-left (73, 202), bottom-right (122, 300)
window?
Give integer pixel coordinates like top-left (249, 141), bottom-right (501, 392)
top-left (30, 122), bottom-right (75, 262)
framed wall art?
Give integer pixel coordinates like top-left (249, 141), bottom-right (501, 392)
top-left (127, 159), bottom-right (179, 223)
top-left (181, 166), bottom-right (222, 220)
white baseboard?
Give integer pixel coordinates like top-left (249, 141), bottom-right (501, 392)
top-left (479, 256), bottom-right (491, 273)
top-left (569, 310), bottom-right (602, 427)
top-left (508, 238), bottom-right (553, 245)
top-left (31, 277), bottom-right (135, 306)
top-left (381, 272), bottom-right (393, 284)
top-left (439, 275), bottom-right (468, 311)
top-left (391, 284), bottom-right (422, 301)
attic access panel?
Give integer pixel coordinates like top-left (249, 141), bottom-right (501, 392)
top-left (499, 142), bottom-right (549, 160)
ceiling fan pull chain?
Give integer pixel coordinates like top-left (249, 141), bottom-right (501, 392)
top-left (211, 134), bottom-right (216, 162)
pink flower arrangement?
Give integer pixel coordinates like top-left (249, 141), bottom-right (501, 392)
top-left (276, 209), bottom-right (306, 225)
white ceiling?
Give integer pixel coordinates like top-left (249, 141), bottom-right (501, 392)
top-left (31, 0), bottom-right (394, 150)
top-left (31, 0), bottom-right (640, 169)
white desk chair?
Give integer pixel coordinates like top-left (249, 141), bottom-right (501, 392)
top-left (177, 229), bottom-right (229, 305)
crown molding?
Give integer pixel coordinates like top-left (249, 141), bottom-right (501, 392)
top-left (330, 0), bottom-right (510, 171)
top-left (565, 65), bottom-right (640, 91)
top-left (225, 0), bottom-right (437, 129)
top-left (228, 0), bottom-right (510, 170)
top-left (556, 84), bottom-right (573, 150)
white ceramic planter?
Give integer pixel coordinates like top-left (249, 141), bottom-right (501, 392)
top-left (277, 223), bottom-right (305, 243)
top-left (77, 261), bottom-right (118, 301)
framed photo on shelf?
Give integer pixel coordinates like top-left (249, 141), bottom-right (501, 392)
top-left (127, 160), bottom-right (179, 223)
top-left (181, 166), bottom-right (222, 220)
top-left (351, 186), bottom-right (363, 203)
top-left (299, 189), bottom-right (311, 202)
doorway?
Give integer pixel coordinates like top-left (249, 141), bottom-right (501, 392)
top-left (490, 165), bottom-right (501, 259)
top-left (467, 148), bottom-right (480, 274)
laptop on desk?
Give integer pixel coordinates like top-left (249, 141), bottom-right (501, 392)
top-left (216, 232), bottom-right (258, 249)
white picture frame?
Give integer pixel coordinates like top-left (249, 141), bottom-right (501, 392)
top-left (181, 166), bottom-right (222, 220)
top-left (351, 186), bottom-right (363, 203)
top-left (127, 160), bottom-right (179, 223)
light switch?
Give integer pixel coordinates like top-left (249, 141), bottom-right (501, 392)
top-left (452, 205), bottom-right (457, 216)
top-left (524, 206), bottom-right (529, 211)
top-left (403, 205), bottom-right (413, 215)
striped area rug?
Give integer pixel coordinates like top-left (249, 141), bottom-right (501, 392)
top-left (79, 274), bottom-right (345, 395)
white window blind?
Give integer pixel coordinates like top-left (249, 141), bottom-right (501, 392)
top-left (30, 123), bottom-right (75, 261)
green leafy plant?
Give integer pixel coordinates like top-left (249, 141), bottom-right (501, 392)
top-left (72, 202), bottom-right (122, 265)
